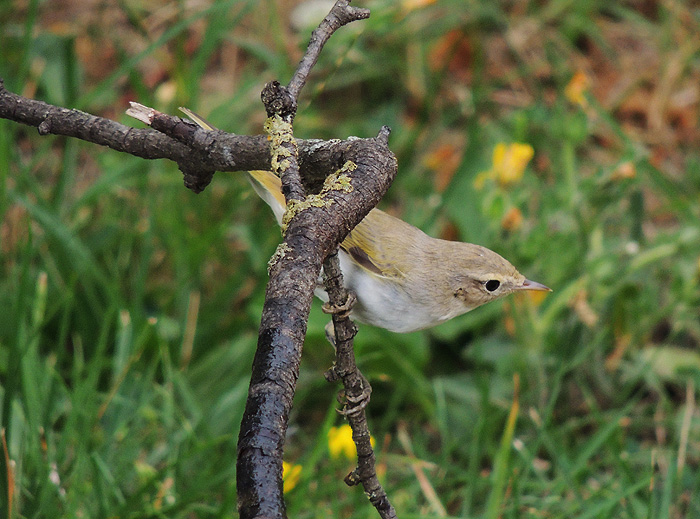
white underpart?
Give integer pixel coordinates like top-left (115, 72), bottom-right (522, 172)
top-left (316, 251), bottom-right (468, 333)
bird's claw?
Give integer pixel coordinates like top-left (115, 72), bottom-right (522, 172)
top-left (322, 292), bottom-right (357, 319)
top-left (337, 371), bottom-right (372, 416)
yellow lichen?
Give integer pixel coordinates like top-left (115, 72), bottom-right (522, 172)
top-left (321, 161), bottom-right (356, 194)
top-left (278, 161), bottom-right (357, 233)
top-left (281, 196), bottom-right (332, 232)
top-left (264, 114), bottom-right (297, 174)
top-left (268, 242), bottom-right (293, 274)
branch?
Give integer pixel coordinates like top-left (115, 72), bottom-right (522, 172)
top-left (322, 244), bottom-right (397, 519)
top-left (0, 79), bottom-right (360, 194)
top-left (287, 0), bottom-right (370, 100)
top-left (237, 137), bottom-right (396, 519)
top-left (235, 2), bottom-right (390, 519)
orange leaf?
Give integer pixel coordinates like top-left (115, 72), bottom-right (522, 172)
top-left (501, 207), bottom-right (523, 232)
top-left (423, 141), bottom-right (463, 192)
top-left (565, 71), bottom-right (590, 107)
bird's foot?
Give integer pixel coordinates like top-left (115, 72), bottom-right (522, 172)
top-left (322, 292), bottom-right (357, 319)
top-left (337, 370), bottom-right (372, 416)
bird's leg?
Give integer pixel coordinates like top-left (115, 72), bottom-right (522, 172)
top-left (322, 291), bottom-right (357, 319)
top-left (336, 370), bottom-right (372, 417)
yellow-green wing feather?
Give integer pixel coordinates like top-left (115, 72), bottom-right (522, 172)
top-left (340, 210), bottom-right (410, 280)
top-left (247, 170), bottom-right (287, 225)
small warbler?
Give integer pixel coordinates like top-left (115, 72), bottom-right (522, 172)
top-left (247, 169), bottom-right (550, 333)
top-left (180, 108), bottom-right (550, 333)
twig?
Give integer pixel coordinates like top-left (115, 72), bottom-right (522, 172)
top-left (287, 0), bottom-right (370, 100)
top-left (323, 248), bottom-right (397, 519)
top-left (260, 80), bottom-right (305, 202)
top-left (0, 80), bottom-right (380, 194)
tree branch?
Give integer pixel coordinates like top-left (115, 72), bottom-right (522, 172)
top-left (237, 138), bottom-right (396, 519)
top-left (287, 0), bottom-right (370, 100)
top-left (236, 2), bottom-right (391, 519)
top-left (322, 244), bottom-right (397, 519)
top-left (0, 79), bottom-right (364, 194)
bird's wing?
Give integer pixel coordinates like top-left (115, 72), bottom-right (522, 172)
top-left (179, 107), bottom-right (218, 130)
top-left (245, 170), bottom-right (409, 280)
top-left (340, 209), bottom-right (409, 280)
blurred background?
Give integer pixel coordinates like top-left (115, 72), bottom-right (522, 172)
top-left (1, 0), bottom-right (699, 517)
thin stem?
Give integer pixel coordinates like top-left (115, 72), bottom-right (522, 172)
top-left (287, 1), bottom-right (370, 100)
top-left (322, 251), bottom-right (397, 519)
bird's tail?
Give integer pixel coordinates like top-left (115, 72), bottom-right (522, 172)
top-left (246, 170), bottom-right (286, 226)
top-left (179, 107), bottom-right (286, 225)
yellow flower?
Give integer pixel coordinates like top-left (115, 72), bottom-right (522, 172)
top-left (328, 425), bottom-right (357, 459)
top-left (493, 143), bottom-right (534, 186)
top-left (327, 424), bottom-right (376, 459)
top-left (565, 71), bottom-right (590, 107)
top-left (475, 143), bottom-right (534, 189)
top-left (282, 461), bottom-right (302, 493)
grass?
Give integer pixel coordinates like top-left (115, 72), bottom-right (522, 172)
top-left (1, 0), bottom-right (700, 517)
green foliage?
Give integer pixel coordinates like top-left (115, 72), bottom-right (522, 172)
top-left (1, 0), bottom-right (699, 518)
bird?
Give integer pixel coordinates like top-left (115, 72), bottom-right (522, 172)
top-left (246, 169), bottom-right (550, 333)
top-left (180, 108), bottom-right (550, 333)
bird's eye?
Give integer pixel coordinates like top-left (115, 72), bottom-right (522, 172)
top-left (484, 280), bottom-right (500, 292)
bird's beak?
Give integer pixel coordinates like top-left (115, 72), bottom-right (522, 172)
top-left (518, 279), bottom-right (552, 292)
